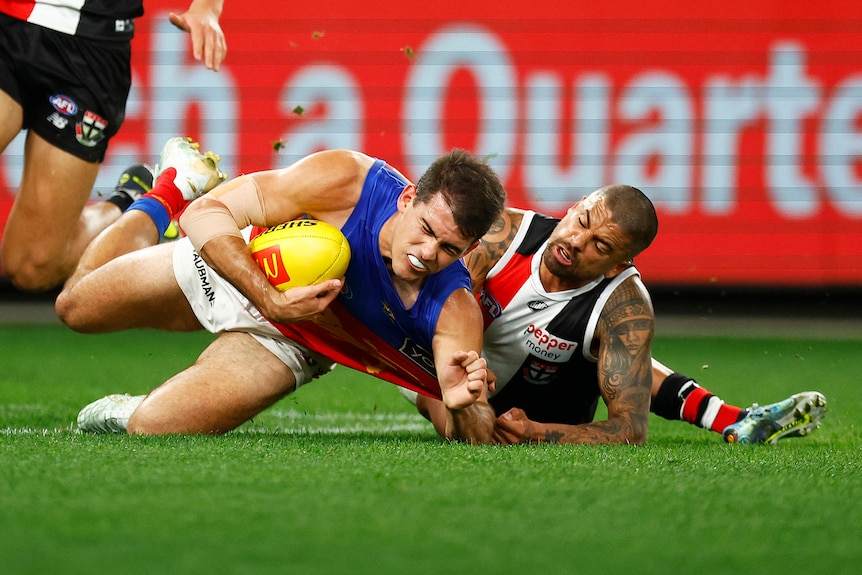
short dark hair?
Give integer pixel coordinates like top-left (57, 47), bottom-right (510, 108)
top-left (600, 184), bottom-right (658, 259)
top-left (414, 149), bottom-right (506, 241)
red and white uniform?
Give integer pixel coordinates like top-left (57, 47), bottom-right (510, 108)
top-left (480, 211), bottom-right (644, 424)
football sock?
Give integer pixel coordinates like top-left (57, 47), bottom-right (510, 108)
top-left (127, 168), bottom-right (187, 237)
top-left (651, 372), bottom-right (744, 433)
top-left (105, 164), bottom-right (154, 212)
top-left (105, 192), bottom-right (135, 212)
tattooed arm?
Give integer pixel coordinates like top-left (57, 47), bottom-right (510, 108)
top-left (463, 208), bottom-right (525, 296)
top-left (492, 275), bottom-right (654, 445)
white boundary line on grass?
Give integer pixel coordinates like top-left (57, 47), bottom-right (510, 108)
top-left (1, 410), bottom-right (434, 436)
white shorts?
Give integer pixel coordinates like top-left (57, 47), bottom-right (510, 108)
top-left (398, 387), bottom-right (419, 405)
top-left (172, 237), bottom-right (335, 387)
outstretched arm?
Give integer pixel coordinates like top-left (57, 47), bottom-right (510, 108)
top-left (431, 289), bottom-right (495, 444)
top-left (493, 275), bottom-right (654, 445)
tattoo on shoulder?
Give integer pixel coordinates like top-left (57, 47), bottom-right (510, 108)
top-left (596, 279), bottom-right (654, 401)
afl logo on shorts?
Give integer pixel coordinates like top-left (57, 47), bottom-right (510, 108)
top-left (49, 94), bottom-right (78, 116)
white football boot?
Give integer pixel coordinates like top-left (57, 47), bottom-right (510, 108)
top-left (154, 136), bottom-right (227, 200)
top-left (77, 393), bottom-right (146, 434)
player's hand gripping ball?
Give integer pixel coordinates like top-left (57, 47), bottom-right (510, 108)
top-left (248, 220), bottom-right (351, 291)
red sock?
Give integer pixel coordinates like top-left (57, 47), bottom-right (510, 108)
top-left (710, 403), bottom-right (744, 433)
top-left (681, 384), bottom-right (744, 433)
top-left (142, 167), bottom-right (187, 220)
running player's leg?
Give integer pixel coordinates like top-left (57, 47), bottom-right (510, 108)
top-left (0, 90), bottom-right (107, 291)
top-left (0, 20), bottom-right (132, 291)
top-left (0, 89), bottom-right (23, 152)
top-left (2, 133), bottom-right (111, 290)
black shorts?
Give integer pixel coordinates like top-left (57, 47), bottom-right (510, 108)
top-left (0, 12), bottom-right (132, 163)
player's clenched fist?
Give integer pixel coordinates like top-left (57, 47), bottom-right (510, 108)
top-left (439, 350), bottom-right (488, 410)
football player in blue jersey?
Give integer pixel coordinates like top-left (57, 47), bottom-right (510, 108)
top-left (61, 137), bottom-right (507, 443)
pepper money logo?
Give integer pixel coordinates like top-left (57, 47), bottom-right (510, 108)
top-left (522, 323), bottom-right (578, 362)
top-left (518, 325), bottom-right (578, 385)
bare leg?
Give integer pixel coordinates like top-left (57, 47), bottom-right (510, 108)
top-left (1, 129), bottom-right (122, 291)
top-left (57, 136), bottom-right (229, 331)
top-left (55, 209), bottom-right (200, 333)
top-left (129, 332), bottom-right (298, 435)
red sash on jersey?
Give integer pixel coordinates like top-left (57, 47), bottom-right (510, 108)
top-left (271, 301), bottom-right (443, 399)
top-left (478, 251), bottom-right (532, 330)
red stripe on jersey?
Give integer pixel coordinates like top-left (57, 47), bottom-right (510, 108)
top-left (248, 226), bottom-right (267, 242)
top-left (0, 0), bottom-right (37, 20)
top-left (273, 301), bottom-right (443, 399)
top-left (480, 252), bottom-right (532, 328)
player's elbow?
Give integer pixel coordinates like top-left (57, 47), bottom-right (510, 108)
top-left (606, 412), bottom-right (648, 445)
top-left (624, 417), bottom-right (649, 445)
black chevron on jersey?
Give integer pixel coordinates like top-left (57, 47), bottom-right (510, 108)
top-left (515, 213), bottom-right (558, 256)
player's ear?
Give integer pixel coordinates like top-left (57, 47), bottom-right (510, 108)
top-left (397, 184), bottom-right (417, 212)
top-left (462, 240), bottom-right (481, 256)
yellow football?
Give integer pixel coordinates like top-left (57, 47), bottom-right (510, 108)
top-left (248, 219), bottom-right (351, 291)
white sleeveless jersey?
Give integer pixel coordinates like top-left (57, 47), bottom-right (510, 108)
top-left (480, 211), bottom-right (642, 424)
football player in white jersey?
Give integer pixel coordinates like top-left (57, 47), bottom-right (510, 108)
top-left (411, 186), bottom-right (826, 445)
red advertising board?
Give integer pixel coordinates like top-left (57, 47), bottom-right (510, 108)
top-left (1, 0), bottom-right (860, 287)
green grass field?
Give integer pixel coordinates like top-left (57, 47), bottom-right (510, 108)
top-left (1, 324), bottom-right (860, 575)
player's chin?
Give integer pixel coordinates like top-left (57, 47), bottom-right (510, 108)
top-left (396, 256), bottom-right (428, 279)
